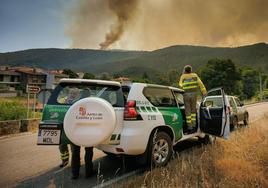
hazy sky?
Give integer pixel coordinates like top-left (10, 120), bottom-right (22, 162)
top-left (1, 0), bottom-right (268, 52)
top-left (0, 0), bottom-right (72, 52)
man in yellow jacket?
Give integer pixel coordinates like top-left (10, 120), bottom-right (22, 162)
top-left (179, 65), bottom-right (207, 133)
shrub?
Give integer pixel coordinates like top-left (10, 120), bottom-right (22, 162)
top-left (0, 98), bottom-right (27, 121)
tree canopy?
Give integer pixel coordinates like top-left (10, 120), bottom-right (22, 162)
top-left (199, 59), bottom-right (241, 95)
top-left (83, 72), bottom-right (95, 79)
top-left (62, 69), bottom-right (78, 78)
top-left (240, 68), bottom-right (259, 99)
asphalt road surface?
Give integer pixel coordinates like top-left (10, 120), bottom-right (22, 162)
top-left (0, 102), bottom-right (268, 188)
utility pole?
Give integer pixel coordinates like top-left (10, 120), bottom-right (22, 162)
top-left (259, 72), bottom-right (263, 102)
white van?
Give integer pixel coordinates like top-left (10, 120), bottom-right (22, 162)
top-left (38, 79), bottom-right (230, 166)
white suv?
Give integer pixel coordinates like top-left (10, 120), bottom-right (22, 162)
top-left (38, 79), bottom-right (230, 166)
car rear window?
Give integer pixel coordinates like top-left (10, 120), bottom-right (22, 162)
top-left (47, 83), bottom-right (124, 107)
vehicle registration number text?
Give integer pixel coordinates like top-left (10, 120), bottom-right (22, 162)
top-left (37, 129), bottom-right (61, 145)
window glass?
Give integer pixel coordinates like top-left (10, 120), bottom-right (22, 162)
top-left (122, 86), bottom-right (130, 103)
top-left (228, 97), bottom-right (236, 108)
top-left (229, 97), bottom-right (237, 112)
top-left (173, 91), bottom-right (184, 105)
top-left (234, 98), bottom-right (241, 106)
top-left (203, 97), bottom-right (223, 107)
top-left (57, 86), bottom-right (81, 104)
top-left (48, 83), bottom-right (124, 107)
top-left (143, 87), bottom-right (176, 107)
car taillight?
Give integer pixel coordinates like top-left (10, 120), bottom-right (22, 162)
top-left (124, 100), bottom-right (139, 120)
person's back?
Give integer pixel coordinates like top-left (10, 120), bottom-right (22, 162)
top-left (178, 65), bottom-right (207, 133)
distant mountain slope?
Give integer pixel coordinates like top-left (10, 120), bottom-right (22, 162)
top-left (89, 43), bottom-right (268, 75)
top-left (0, 43), bottom-right (267, 77)
top-left (0, 48), bottom-right (146, 70)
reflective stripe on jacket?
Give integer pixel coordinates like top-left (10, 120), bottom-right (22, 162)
top-left (178, 73), bottom-right (207, 94)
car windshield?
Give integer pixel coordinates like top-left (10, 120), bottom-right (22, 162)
top-left (203, 97), bottom-right (223, 107)
top-left (47, 82), bottom-right (124, 107)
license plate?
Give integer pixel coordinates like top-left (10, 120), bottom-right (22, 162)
top-left (37, 129), bottom-right (61, 145)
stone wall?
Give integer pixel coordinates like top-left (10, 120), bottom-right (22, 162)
top-left (0, 92), bottom-right (18, 98)
top-left (0, 118), bottom-right (40, 136)
top-left (0, 120), bottom-right (20, 136)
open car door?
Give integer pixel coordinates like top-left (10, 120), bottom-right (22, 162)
top-left (199, 87), bottom-right (230, 138)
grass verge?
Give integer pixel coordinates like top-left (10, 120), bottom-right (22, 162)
top-left (115, 115), bottom-right (268, 188)
top-left (0, 97), bottom-right (42, 121)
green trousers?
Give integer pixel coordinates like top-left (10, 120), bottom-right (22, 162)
top-left (59, 144), bottom-right (69, 162)
top-left (183, 92), bottom-right (197, 129)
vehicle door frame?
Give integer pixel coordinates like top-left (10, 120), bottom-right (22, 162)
top-left (199, 87), bottom-right (230, 138)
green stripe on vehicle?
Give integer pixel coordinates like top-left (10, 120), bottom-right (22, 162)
top-left (146, 106), bottom-right (152, 112)
top-left (140, 106), bottom-right (146, 112)
top-left (157, 107), bottom-right (183, 141)
top-left (151, 107), bottom-right (157, 112)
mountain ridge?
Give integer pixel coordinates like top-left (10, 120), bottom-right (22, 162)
top-left (0, 43), bottom-right (267, 77)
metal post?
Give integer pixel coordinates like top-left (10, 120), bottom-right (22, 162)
top-left (259, 72), bottom-right (263, 102)
top-left (26, 85), bottom-right (30, 119)
top-left (33, 93), bottom-right (36, 118)
top-left (42, 89), bottom-right (46, 109)
top-left (27, 92), bottom-right (30, 119)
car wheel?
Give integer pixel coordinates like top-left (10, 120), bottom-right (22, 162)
top-left (147, 132), bottom-right (173, 167)
top-left (231, 116), bottom-right (238, 129)
top-left (243, 113), bottom-right (249, 126)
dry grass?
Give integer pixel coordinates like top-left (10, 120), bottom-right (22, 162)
top-left (115, 115), bottom-right (268, 188)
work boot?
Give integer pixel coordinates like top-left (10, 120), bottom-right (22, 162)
top-left (71, 173), bottom-right (79, 180)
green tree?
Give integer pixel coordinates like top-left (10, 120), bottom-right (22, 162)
top-left (142, 72), bottom-right (149, 80)
top-left (241, 68), bottom-right (259, 99)
top-left (156, 73), bottom-right (170, 85)
top-left (100, 72), bottom-right (111, 80)
top-left (83, 72), bottom-right (95, 79)
top-left (141, 72), bottom-right (150, 83)
top-left (63, 69), bottom-right (78, 78)
top-left (199, 59), bottom-right (241, 95)
top-left (167, 70), bottom-right (181, 87)
top-left (113, 73), bottom-right (122, 79)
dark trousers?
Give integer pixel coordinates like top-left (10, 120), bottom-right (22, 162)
top-left (71, 144), bottom-right (94, 176)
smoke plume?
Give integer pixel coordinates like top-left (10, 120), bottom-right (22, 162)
top-left (65, 0), bottom-right (268, 50)
top-left (99, 0), bottom-right (139, 49)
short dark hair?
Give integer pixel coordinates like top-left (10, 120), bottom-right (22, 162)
top-left (184, 65), bottom-right (192, 73)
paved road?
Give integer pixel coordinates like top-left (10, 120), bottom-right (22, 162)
top-left (0, 102), bottom-right (268, 187)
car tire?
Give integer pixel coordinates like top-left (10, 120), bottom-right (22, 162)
top-left (146, 131), bottom-right (173, 167)
top-left (243, 113), bottom-right (249, 126)
top-left (231, 116), bottom-right (238, 129)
